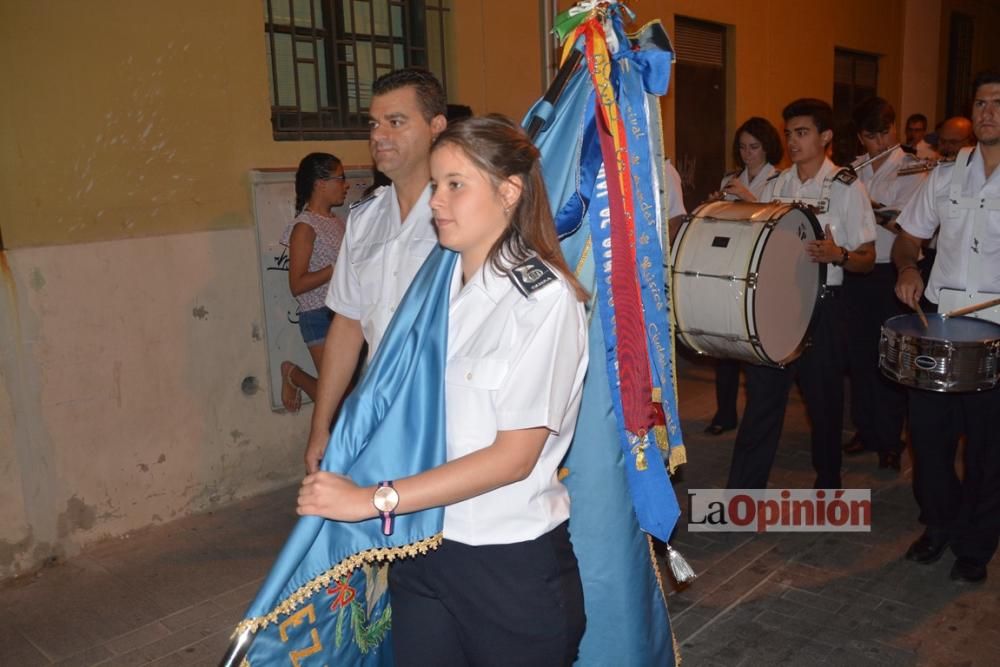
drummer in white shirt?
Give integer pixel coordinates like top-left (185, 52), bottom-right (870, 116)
top-left (726, 98), bottom-right (876, 491)
top-left (705, 117), bottom-right (783, 436)
top-left (893, 71), bottom-right (1000, 584)
top-left (842, 98), bottom-right (927, 470)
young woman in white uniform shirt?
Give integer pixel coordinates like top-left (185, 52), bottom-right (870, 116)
top-left (716, 116), bottom-right (784, 203)
top-left (706, 117), bottom-right (784, 436)
top-left (298, 115), bottom-right (590, 665)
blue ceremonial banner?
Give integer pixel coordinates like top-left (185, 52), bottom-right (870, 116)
top-left (222, 247), bottom-right (457, 666)
top-left (524, 3), bottom-right (686, 665)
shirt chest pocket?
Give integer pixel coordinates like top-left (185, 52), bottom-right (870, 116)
top-left (446, 357), bottom-right (510, 391)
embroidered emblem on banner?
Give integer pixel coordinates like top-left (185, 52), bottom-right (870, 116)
top-left (508, 257), bottom-right (557, 297)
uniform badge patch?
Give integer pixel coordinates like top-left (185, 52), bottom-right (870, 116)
top-left (507, 256), bottom-right (557, 297)
top-left (833, 168), bottom-right (857, 185)
top-left (349, 185), bottom-right (385, 211)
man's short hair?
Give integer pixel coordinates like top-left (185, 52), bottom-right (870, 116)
top-left (782, 98), bottom-right (834, 134)
top-left (905, 113), bottom-right (928, 128)
top-left (371, 68), bottom-right (447, 122)
top-left (852, 97), bottom-right (895, 134)
top-left (973, 70), bottom-right (1000, 94)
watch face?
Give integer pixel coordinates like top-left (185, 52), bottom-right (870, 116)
top-left (373, 485), bottom-right (399, 513)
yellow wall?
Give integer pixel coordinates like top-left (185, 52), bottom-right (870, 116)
top-left (0, 0), bottom-right (550, 581)
top-left (938, 0), bottom-right (1000, 118)
top-left (901, 0), bottom-right (943, 126)
top-left (0, 0), bottom-right (544, 249)
top-left (625, 0), bottom-right (906, 166)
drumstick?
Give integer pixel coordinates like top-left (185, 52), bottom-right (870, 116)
top-left (943, 296), bottom-right (1000, 319)
top-left (914, 301), bottom-right (929, 330)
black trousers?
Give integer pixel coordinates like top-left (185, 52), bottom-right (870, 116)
top-left (908, 306), bottom-right (1000, 566)
top-left (389, 522), bottom-right (585, 666)
top-left (844, 264), bottom-right (908, 454)
top-left (727, 293), bottom-right (848, 489)
top-left (711, 359), bottom-right (741, 429)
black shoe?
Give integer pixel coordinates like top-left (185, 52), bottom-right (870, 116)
top-left (950, 558), bottom-right (987, 583)
top-left (878, 451), bottom-right (901, 471)
top-left (704, 422), bottom-right (735, 436)
top-left (905, 533), bottom-right (948, 564)
top-left (843, 433), bottom-right (866, 456)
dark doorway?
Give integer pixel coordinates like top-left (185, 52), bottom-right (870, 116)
top-left (945, 12), bottom-right (974, 119)
top-left (832, 48), bottom-right (879, 166)
top-left (673, 16), bottom-right (727, 212)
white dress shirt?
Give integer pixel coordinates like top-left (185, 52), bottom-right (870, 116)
top-left (442, 259), bottom-right (588, 546)
top-left (899, 145), bottom-right (1000, 303)
top-left (854, 147), bottom-right (927, 263)
top-left (761, 158), bottom-right (877, 286)
top-left (326, 184), bottom-right (438, 359)
top-left (719, 162), bottom-right (777, 201)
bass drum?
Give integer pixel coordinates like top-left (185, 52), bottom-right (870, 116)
top-left (669, 200), bottom-right (825, 366)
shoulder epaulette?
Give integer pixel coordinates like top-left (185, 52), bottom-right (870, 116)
top-left (766, 169), bottom-right (782, 182)
top-left (724, 169), bottom-right (740, 179)
top-left (507, 256), bottom-right (557, 298)
top-left (833, 168), bottom-right (857, 185)
top-left (349, 185), bottom-right (386, 211)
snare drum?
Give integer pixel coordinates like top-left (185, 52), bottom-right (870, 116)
top-left (669, 200), bottom-right (824, 366)
top-left (879, 313), bottom-right (1000, 392)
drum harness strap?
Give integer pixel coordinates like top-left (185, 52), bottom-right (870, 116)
top-left (771, 169), bottom-right (840, 296)
top-left (948, 146), bottom-right (1000, 298)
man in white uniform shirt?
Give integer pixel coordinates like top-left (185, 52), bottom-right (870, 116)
top-left (904, 113), bottom-right (939, 160)
top-left (726, 98), bottom-right (876, 491)
top-left (842, 98), bottom-right (927, 470)
top-left (893, 71), bottom-right (1000, 584)
top-left (304, 68), bottom-right (447, 472)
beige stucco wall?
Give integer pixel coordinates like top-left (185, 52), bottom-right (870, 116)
top-left (626, 0), bottom-right (907, 163)
top-left (901, 0), bottom-right (943, 126)
top-left (0, 0), bottom-right (544, 580)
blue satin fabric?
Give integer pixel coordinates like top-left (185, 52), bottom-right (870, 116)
top-left (241, 246), bottom-right (456, 665)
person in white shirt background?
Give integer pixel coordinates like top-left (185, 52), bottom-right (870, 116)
top-left (904, 112), bottom-right (940, 160)
top-left (841, 97), bottom-right (927, 471)
top-left (893, 71), bottom-right (1000, 584)
top-left (705, 117), bottom-right (784, 437)
top-left (726, 98), bottom-right (876, 490)
top-left (298, 114), bottom-right (590, 665)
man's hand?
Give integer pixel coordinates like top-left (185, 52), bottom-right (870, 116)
top-left (805, 224), bottom-right (844, 264)
top-left (304, 429), bottom-right (329, 474)
top-left (895, 266), bottom-right (925, 310)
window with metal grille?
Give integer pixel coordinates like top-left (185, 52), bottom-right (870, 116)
top-left (264, 0), bottom-right (451, 141)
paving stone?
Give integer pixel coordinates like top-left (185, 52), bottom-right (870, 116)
top-left (0, 609), bottom-right (51, 667)
top-left (52, 644), bottom-right (115, 667)
top-left (105, 621), bottom-right (172, 655)
top-left (160, 600), bottom-right (226, 632)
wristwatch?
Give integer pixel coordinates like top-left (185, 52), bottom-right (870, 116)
top-left (834, 246), bottom-right (850, 267)
top-left (373, 481), bottom-right (399, 536)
